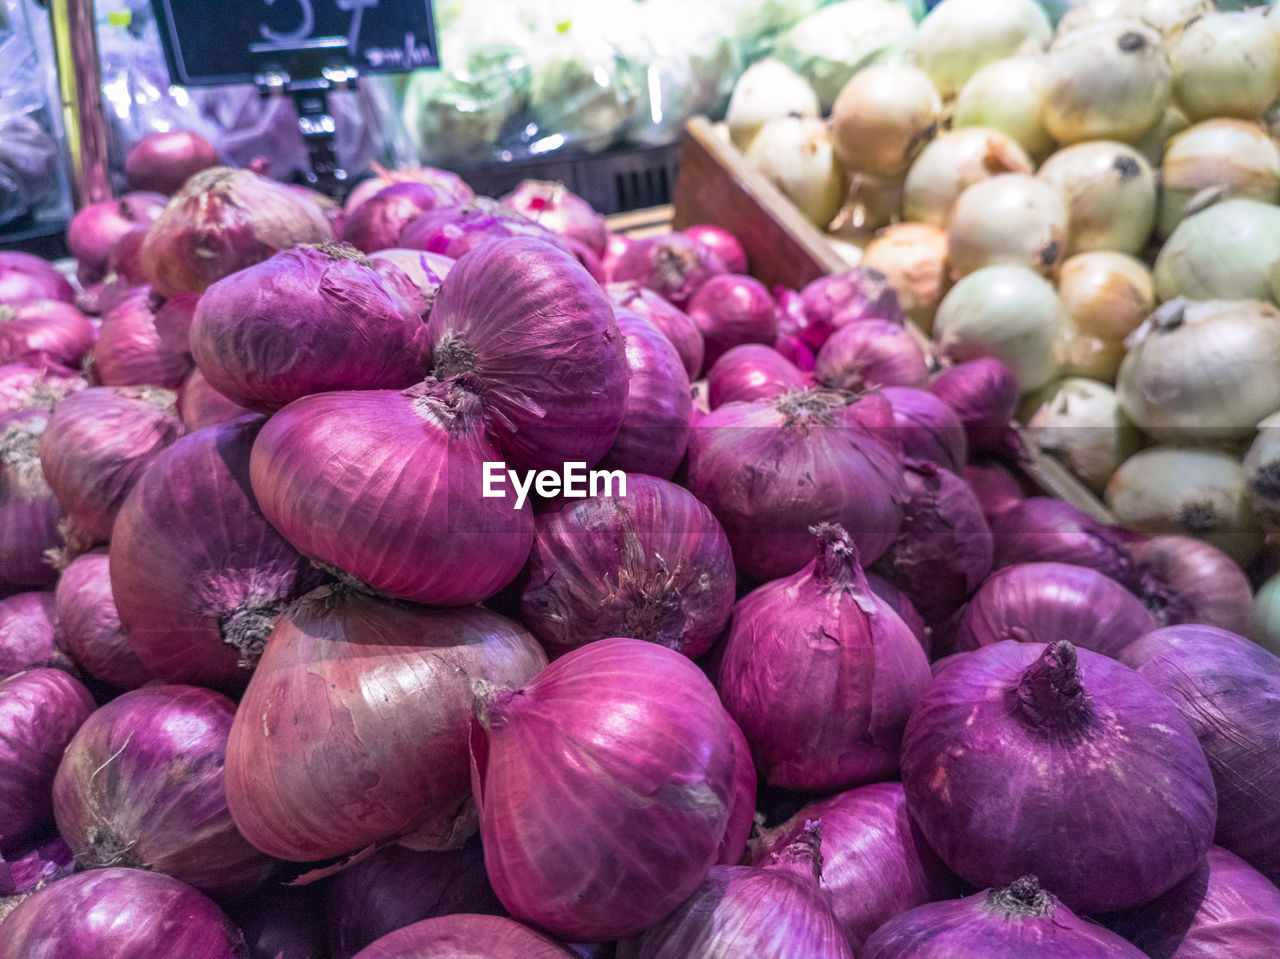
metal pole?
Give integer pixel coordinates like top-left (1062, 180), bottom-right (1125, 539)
top-left (49, 0), bottom-right (111, 207)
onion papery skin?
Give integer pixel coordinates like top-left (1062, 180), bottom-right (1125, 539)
top-left (52, 685), bottom-right (276, 898)
top-left (682, 225), bottom-right (747, 275)
top-left (0, 668), bottom-right (94, 855)
top-left (1169, 13), bottom-right (1280, 124)
top-left (518, 475), bottom-right (734, 660)
top-left (427, 237), bottom-right (628, 473)
top-left (862, 875), bottom-right (1148, 959)
top-left (0, 252), bottom-right (75, 305)
top-left (749, 783), bottom-right (956, 950)
top-left (708, 344), bottom-right (809, 410)
top-left (399, 198), bottom-right (568, 260)
top-left (901, 640), bottom-right (1217, 913)
top-left (954, 55), bottom-right (1056, 163)
top-left (0, 836), bottom-right (75, 898)
top-left (1155, 200), bottom-right (1280, 303)
top-left (929, 357), bottom-right (1021, 453)
top-left (66, 193), bottom-right (167, 284)
top-left (687, 273), bottom-right (778, 370)
top-left (110, 416), bottom-right (319, 689)
top-left (1159, 120), bottom-right (1280, 239)
top-left (1036, 141), bottom-right (1157, 256)
top-left (345, 165), bottom-right (474, 216)
top-left (964, 459), bottom-right (1026, 521)
top-left (745, 116), bottom-right (849, 229)
top-left (125, 131), bottom-right (220, 195)
top-left (351, 915), bottom-right (572, 959)
top-left (341, 182), bottom-right (451, 253)
top-left (0, 300), bottom-right (95, 370)
top-left (946, 174), bottom-right (1069, 280)
top-left (152, 292), bottom-right (198, 363)
top-left (880, 387), bottom-right (967, 474)
top-left (54, 551), bottom-right (151, 689)
top-left (903, 128), bottom-right (1034, 229)
top-left (176, 368), bottom-right (254, 433)
top-left (1131, 536), bottom-right (1255, 636)
top-left (861, 224), bottom-right (950, 336)
top-left (0, 362), bottom-right (84, 412)
top-left (1106, 846), bottom-right (1280, 959)
top-left (718, 717), bottom-right (756, 868)
top-left (990, 498), bottom-right (1142, 591)
top-left (830, 64), bottom-right (942, 178)
top-left (608, 282), bottom-right (705, 381)
top-left (38, 386), bottom-right (180, 552)
top-left (0, 867), bottom-right (249, 958)
top-left (0, 591), bottom-right (73, 679)
top-left (501, 180), bottom-right (608, 259)
top-left (0, 408), bottom-right (63, 591)
top-left (471, 637), bottom-right (737, 942)
top-left (191, 245), bottom-right (430, 414)
top-left (611, 233), bottom-right (728, 310)
top-left (366, 248), bottom-right (454, 320)
top-left (796, 267), bottom-right (905, 351)
top-left (92, 287), bottom-right (192, 389)
top-left (1119, 625), bottom-right (1280, 886)
top-left (685, 389), bottom-right (906, 582)
top-left (814, 319), bottom-right (930, 393)
top-left (867, 571), bottom-right (931, 653)
top-left (717, 524), bottom-right (930, 791)
top-left (251, 382), bottom-right (532, 606)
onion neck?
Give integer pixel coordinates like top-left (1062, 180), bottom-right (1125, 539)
top-left (1179, 500), bottom-right (1217, 533)
top-left (81, 827), bottom-right (147, 871)
top-left (811, 523), bottom-right (866, 593)
top-left (655, 243), bottom-right (698, 286)
top-left (219, 595), bottom-right (286, 669)
top-left (766, 821), bottom-right (824, 887)
top-left (310, 241), bottom-right (372, 268)
top-left (775, 389), bottom-right (848, 429)
top-left (472, 678), bottom-right (519, 731)
top-left (431, 334), bottom-right (480, 380)
top-left (983, 876), bottom-right (1054, 919)
top-left (406, 374), bottom-right (486, 436)
top-left (1010, 641), bottom-right (1092, 733)
top-left (135, 386), bottom-right (178, 416)
top-left (0, 305), bottom-right (16, 322)
top-left (1250, 463), bottom-right (1280, 510)
top-left (1, 419), bottom-right (46, 494)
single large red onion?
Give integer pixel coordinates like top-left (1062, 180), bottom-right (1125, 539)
top-left (0, 362), bottom-right (84, 412)
top-left (227, 588), bottom-right (547, 861)
top-left (251, 380), bottom-right (532, 606)
top-left (53, 685), bottom-right (276, 898)
top-left (929, 357), bottom-right (1022, 453)
top-left (400, 198), bottom-right (567, 259)
top-left (902, 641), bottom-right (1217, 912)
top-left (351, 915), bottom-right (572, 959)
top-left (0, 867), bottom-right (250, 957)
top-left (687, 273), bottom-right (778, 370)
top-left (344, 164), bottom-right (474, 215)
top-left (716, 524), bottom-right (931, 791)
top-left (0, 667), bottom-right (94, 855)
top-left (0, 252), bottom-right (75, 305)
top-left (815, 319), bottom-right (931, 392)
top-left (707, 344), bottom-right (809, 409)
top-left (1132, 536), bottom-right (1256, 636)
top-left (54, 551), bottom-right (151, 689)
top-left (501, 180), bottom-right (608, 258)
top-left (797, 267), bottom-right (905, 351)
top-left (0, 591), bottom-right (73, 679)
top-left (427, 238), bottom-right (629, 472)
top-left (110, 416), bottom-right (320, 689)
top-left (517, 474), bottom-right (734, 660)
top-left (472, 637), bottom-right (738, 941)
top-left (682, 224), bottom-right (748, 274)
top-left (176, 368), bottom-right (253, 433)
top-left (964, 458), bottom-right (1026, 520)
top-left (92, 287), bottom-right (193, 389)
top-left (607, 282), bottom-right (705, 380)
top-left (66, 193), bottom-right (167, 284)
top-left (991, 498), bottom-right (1143, 592)
top-left (862, 875), bottom-right (1148, 958)
top-left (38, 386), bottom-right (181, 552)
top-left (367, 248), bottom-right (454, 319)
top-left (880, 387), bottom-right (968, 474)
top-left (686, 388), bottom-right (905, 581)
top-left (141, 167), bottom-right (334, 296)
top-left (125, 131), bottom-right (220, 195)
top-left (611, 233), bottom-right (728, 310)
top-left (226, 883), bottom-right (327, 959)
top-left (341, 182), bottom-right (452, 253)
top-left (0, 300), bottom-right (95, 369)
top-left (0, 408), bottom-right (63, 591)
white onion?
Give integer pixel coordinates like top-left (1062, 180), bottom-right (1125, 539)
top-left (953, 56), bottom-right (1057, 163)
top-left (1117, 298), bottom-right (1280, 442)
top-left (908, 0), bottom-right (1052, 99)
top-left (1168, 13), bottom-right (1280, 123)
top-left (946, 173), bottom-right (1068, 280)
top-left (1132, 104), bottom-right (1191, 168)
top-left (745, 115), bottom-right (849, 229)
top-left (1024, 377), bottom-right (1141, 494)
top-left (830, 64), bottom-right (942, 177)
top-left (1056, 0), bottom-right (1213, 36)
top-left (1243, 411), bottom-right (1280, 524)
top-left (902, 128), bottom-right (1033, 227)
top-left (861, 223), bottom-right (950, 335)
top-left (1036, 141), bottom-right (1156, 255)
top-left (933, 264), bottom-right (1063, 393)
top-left (725, 58), bottom-right (820, 151)
top-left (1155, 198), bottom-right (1280, 303)
top-left (1140, 0), bottom-right (1217, 34)
top-left (1057, 251), bottom-right (1154, 383)
top-left (1252, 570), bottom-right (1280, 657)
top-left (1158, 119), bottom-right (1280, 238)
top-left (1106, 446), bottom-right (1262, 567)
top-left (1042, 20), bottom-right (1171, 145)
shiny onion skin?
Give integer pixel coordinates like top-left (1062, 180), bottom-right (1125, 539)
top-left (400, 198), bottom-right (569, 259)
top-left (797, 267), bottom-right (906, 350)
top-left (0, 362), bottom-right (84, 412)
top-left (862, 875), bottom-right (1148, 959)
top-left (190, 245), bottom-right (431, 414)
top-left (964, 458), bottom-right (1026, 520)
top-left (344, 165), bottom-right (474, 215)
top-left (471, 638), bottom-right (738, 941)
top-left (0, 251), bottom-right (75, 305)
top-left (687, 273), bottom-right (779, 369)
top-left (0, 836), bottom-right (75, 897)
top-left (717, 524), bottom-right (931, 791)
top-left (718, 718), bottom-right (757, 868)
top-left (953, 562), bottom-right (1156, 659)
top-left (38, 386), bottom-right (181, 552)
top-left (682, 224), bottom-right (748, 274)
top-left (0, 300), bottom-right (95, 369)
top-left (53, 551), bottom-right (152, 689)
top-left (367, 248), bottom-right (454, 319)
top-left (0, 408), bottom-right (63, 591)
top-left (929, 356), bottom-right (1021, 453)
top-left (1132, 536), bottom-right (1256, 635)
top-left (500, 180), bottom-right (609, 258)
top-left (815, 319), bottom-right (931, 393)
top-left (351, 914), bottom-right (573, 959)
top-left (611, 233), bottom-right (728, 310)
top-left (110, 416), bottom-right (319, 689)
top-left (1120, 626), bottom-right (1280, 886)
top-left (0, 867), bottom-right (249, 958)
top-left (607, 282), bottom-right (705, 381)
top-left (124, 130), bottom-right (220, 195)
top-left (0, 591), bottom-right (74, 679)
top-left (518, 475), bottom-right (735, 660)
top-left (427, 237), bottom-right (629, 472)
top-left (91, 287), bottom-right (193, 389)
top-left (152, 291), bottom-right (199, 362)
top-left (991, 498), bottom-right (1142, 592)
top-left (880, 387), bottom-right (968, 474)
top-left (250, 381), bottom-right (533, 606)
top-left (685, 388), bottom-right (905, 582)
top-left (0, 668), bottom-right (94, 855)
top-left (867, 571), bottom-right (931, 653)
top-left (749, 783), bottom-right (957, 951)
top-left (902, 641), bottom-right (1217, 913)
top-left (176, 368), bottom-right (255, 433)
top-left (341, 182), bottom-right (451, 253)
top-left (52, 686), bottom-right (276, 898)
top-left (707, 344), bottom-right (809, 410)
top-left (226, 589), bottom-right (547, 861)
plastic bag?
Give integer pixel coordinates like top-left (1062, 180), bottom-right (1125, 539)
top-left (0, 7), bottom-right (63, 227)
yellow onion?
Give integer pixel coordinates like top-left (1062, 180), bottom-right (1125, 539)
top-left (1024, 378), bottom-right (1141, 494)
top-left (745, 116), bottom-right (849, 229)
top-left (946, 174), bottom-right (1068, 280)
top-left (1168, 13), bottom-right (1280, 123)
top-left (861, 224), bottom-right (950, 335)
top-left (902, 128), bottom-right (1033, 228)
top-left (908, 0), bottom-right (1052, 99)
top-left (830, 64), bottom-right (942, 177)
top-left (1036, 141), bottom-right (1156, 255)
top-left (1155, 198), bottom-right (1280, 303)
top-left (954, 56), bottom-right (1056, 163)
top-left (1158, 120), bottom-right (1280, 238)
top-left (725, 59), bottom-right (820, 151)
top-left (1133, 104), bottom-right (1192, 167)
top-left (1042, 21), bottom-right (1171, 145)
top-left (840, 173), bottom-right (906, 234)
top-left (1056, 250), bottom-right (1153, 383)
top-left (1058, 324), bottom-right (1127, 384)
top-left (1057, 0), bottom-right (1214, 36)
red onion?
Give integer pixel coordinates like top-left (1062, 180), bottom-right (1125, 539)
top-left (152, 291), bottom-right (199, 362)
top-left (226, 883), bottom-right (327, 959)
top-left (190, 245), bottom-right (430, 413)
top-left (1120, 625), bottom-right (1280, 886)
top-left (707, 344), bottom-right (809, 409)
top-left (867, 571), bottom-right (931, 653)
top-left (750, 783), bottom-right (956, 950)
top-left (0, 362), bottom-right (84, 412)
top-left (815, 319), bottom-right (931, 392)
top-left (427, 237), bottom-right (629, 472)
top-left (687, 273), bottom-right (778, 370)
top-left (602, 232), bottom-right (631, 281)
top-left (472, 637), bottom-right (738, 941)
top-left (0, 667), bottom-right (94, 854)
top-left (862, 875), bottom-right (1148, 958)
top-left (1107, 846), bottom-right (1280, 959)
top-left (400, 198), bottom-right (567, 259)
top-left (607, 281), bottom-right (705, 380)
top-left (53, 685), bottom-right (276, 898)
top-left (0, 300), bottom-right (94, 370)
top-left (0, 408), bottom-right (62, 590)
top-left (902, 640), bottom-right (1217, 912)
top-left (351, 915), bottom-right (572, 959)
top-left (1132, 536), bottom-right (1256, 635)
top-left (501, 180), bottom-right (608, 258)
top-left (0, 867), bottom-right (249, 957)
top-left (125, 130), bottom-right (220, 195)
top-left (774, 288), bottom-right (819, 371)
top-left (964, 458), bottom-right (1026, 520)
top-left (0, 837), bottom-right (74, 897)
top-left (719, 718), bottom-right (757, 868)
top-left (991, 498), bottom-right (1142, 593)
top-left (66, 193), bottom-right (167, 284)
top-left (110, 416), bottom-right (320, 689)
top-left (0, 252), bottom-right (75, 305)
top-left (611, 233), bottom-right (729, 310)
top-left (367, 248), bottom-right (454, 319)
top-left (92, 287), bottom-right (193, 389)
top-left (105, 226), bottom-right (150, 287)
top-left (251, 380), bottom-right (532, 606)
top-left (39, 386), bottom-right (181, 552)
top-left (686, 388), bottom-right (905, 581)
top-left (54, 550), bottom-right (151, 689)
top-left (797, 267), bottom-right (905, 351)
top-left (0, 591), bottom-right (73, 678)
top-left (930, 357), bottom-right (1021, 453)
top-left (880, 387), bottom-right (968, 474)
top-left (141, 167), bottom-right (334, 296)
top-left (227, 588), bottom-right (546, 861)
top-left (344, 164), bottom-right (474, 215)
top-left (176, 368), bottom-right (253, 432)
top-left (341, 182), bottom-right (451, 254)
top-left (682, 224), bottom-right (748, 274)
top-left (517, 475), bottom-right (734, 660)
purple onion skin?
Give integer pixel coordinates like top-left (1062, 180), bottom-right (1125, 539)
top-left (682, 224), bottom-right (748, 274)
top-left (400, 198), bottom-right (569, 259)
top-left (718, 717), bottom-right (757, 868)
top-left (797, 268), bottom-right (905, 351)
top-left (0, 252), bottom-right (75, 305)
top-left (952, 562), bottom-right (1156, 659)
top-left (991, 498), bottom-right (1143, 592)
top-left (862, 876), bottom-right (1148, 959)
top-left (345, 166), bottom-right (474, 215)
top-left (612, 233), bottom-right (729, 310)
top-left (707, 344), bottom-right (809, 409)
top-left (1106, 846), bottom-right (1280, 959)
top-left (880, 387), bottom-right (968, 474)
top-left (501, 180), bottom-right (609, 258)
top-left (1133, 536), bottom-right (1256, 636)
top-left (125, 130), bottom-right (221, 195)
top-left (153, 291), bottom-right (199, 362)
top-left (367, 248), bottom-right (454, 319)
top-left (92, 287), bottom-right (193, 389)
top-left (0, 591), bottom-right (74, 679)
top-left (607, 282), bottom-right (705, 381)
top-left (1120, 626), bottom-right (1280, 887)
top-left (0, 362), bottom-right (85, 412)
top-left (227, 882), bottom-right (327, 959)
top-left (54, 550), bottom-right (152, 689)
top-left (964, 458), bottom-right (1026, 520)
top-left (341, 181), bottom-right (451, 253)
top-left (815, 319), bottom-right (931, 393)
top-left (0, 408), bottom-right (63, 591)
top-left (0, 837), bottom-right (74, 897)
top-left (0, 668), bottom-right (94, 855)
top-left (749, 783), bottom-right (957, 951)
top-left (0, 867), bottom-right (250, 958)
top-left (0, 300), bottom-right (96, 370)
top-left (352, 914), bottom-right (573, 959)
top-left (901, 641), bottom-right (1218, 913)
top-left (930, 357), bottom-right (1021, 453)
top-left (687, 273), bottom-right (778, 371)
top-left (867, 571), bottom-right (931, 654)
top-left (67, 193), bottom-right (167, 284)
top-left (176, 367), bottom-right (255, 432)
